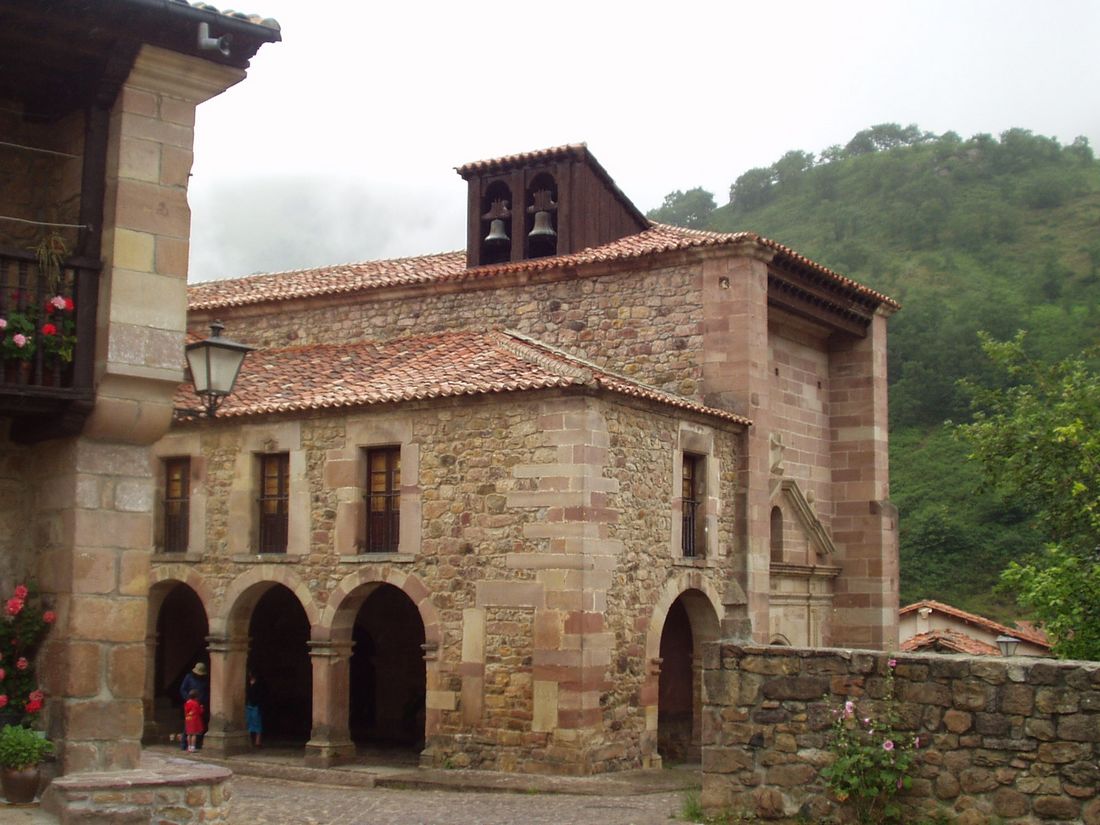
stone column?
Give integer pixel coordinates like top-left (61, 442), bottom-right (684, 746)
top-left (142, 632), bottom-right (159, 741)
top-left (34, 46), bottom-right (247, 774)
top-left (305, 640), bottom-right (356, 767)
top-left (700, 247), bottom-right (774, 643)
top-left (203, 636), bottom-right (249, 755)
top-left (828, 309), bottom-right (899, 649)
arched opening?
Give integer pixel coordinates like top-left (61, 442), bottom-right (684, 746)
top-left (349, 584), bottom-right (425, 754)
top-left (248, 584), bottom-right (312, 744)
top-left (657, 588), bottom-right (719, 764)
top-left (524, 172), bottom-right (558, 259)
top-left (770, 506), bottom-right (784, 563)
top-left (150, 582), bottom-right (209, 739)
top-left (479, 181), bottom-right (513, 266)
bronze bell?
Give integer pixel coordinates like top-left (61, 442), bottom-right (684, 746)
top-left (528, 211), bottom-right (556, 238)
top-left (484, 218), bottom-right (509, 244)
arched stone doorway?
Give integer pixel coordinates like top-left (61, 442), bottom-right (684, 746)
top-left (349, 584), bottom-right (425, 752)
top-left (248, 584), bottom-right (312, 743)
top-left (657, 588), bottom-right (720, 764)
top-left (147, 581), bottom-right (209, 741)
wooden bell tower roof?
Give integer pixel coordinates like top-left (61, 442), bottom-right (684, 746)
top-left (456, 144), bottom-right (650, 269)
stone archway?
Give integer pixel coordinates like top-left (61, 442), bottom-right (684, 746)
top-left (145, 578), bottom-right (210, 742)
top-left (205, 569), bottom-right (320, 754)
top-left (647, 579), bottom-right (722, 766)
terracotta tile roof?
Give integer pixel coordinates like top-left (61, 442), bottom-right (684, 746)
top-left (900, 600), bottom-right (1050, 649)
top-left (170, 0), bottom-right (281, 32)
top-left (455, 143), bottom-right (589, 177)
top-left (189, 224), bottom-right (897, 312)
top-left (175, 329), bottom-right (752, 425)
top-left (901, 629), bottom-right (1002, 656)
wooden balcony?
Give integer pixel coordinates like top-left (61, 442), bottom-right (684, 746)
top-left (0, 246), bottom-right (98, 441)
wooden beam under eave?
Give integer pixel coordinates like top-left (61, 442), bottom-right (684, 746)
top-left (767, 284), bottom-right (870, 338)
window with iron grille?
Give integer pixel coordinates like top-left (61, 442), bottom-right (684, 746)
top-left (681, 453), bottom-right (704, 557)
top-left (163, 457), bottom-right (190, 553)
top-left (258, 453), bottom-right (289, 553)
top-left (365, 447), bottom-right (400, 553)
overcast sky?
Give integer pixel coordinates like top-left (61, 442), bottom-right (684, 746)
top-left (187, 0), bottom-right (1100, 283)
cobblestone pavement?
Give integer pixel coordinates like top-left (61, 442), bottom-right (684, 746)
top-left (226, 775), bottom-right (687, 825)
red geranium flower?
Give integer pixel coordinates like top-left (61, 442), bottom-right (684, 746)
top-left (43, 611), bottom-right (56, 624)
top-left (41, 323), bottom-right (58, 336)
top-left (13, 585), bottom-right (27, 599)
top-left (0, 695), bottom-right (7, 709)
top-left (15, 657), bottom-right (28, 671)
top-left (24, 698), bottom-right (42, 714)
top-left (5, 597), bottom-right (23, 616)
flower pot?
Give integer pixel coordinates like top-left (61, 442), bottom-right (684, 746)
top-left (1, 765), bottom-right (41, 803)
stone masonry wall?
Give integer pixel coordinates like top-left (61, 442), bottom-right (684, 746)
top-left (192, 259), bottom-right (706, 400)
top-left (702, 643), bottom-right (1100, 824)
top-left (152, 389), bottom-right (743, 773)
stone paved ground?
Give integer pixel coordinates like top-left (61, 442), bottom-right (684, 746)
top-left (227, 775), bottom-right (687, 825)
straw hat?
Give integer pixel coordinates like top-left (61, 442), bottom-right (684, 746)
top-left (192, 663), bottom-right (208, 676)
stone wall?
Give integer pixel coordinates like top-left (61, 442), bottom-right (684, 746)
top-left (701, 643), bottom-right (1100, 824)
top-left (191, 259), bottom-right (707, 400)
top-left (43, 751), bottom-right (231, 825)
top-left (150, 389), bottom-right (743, 773)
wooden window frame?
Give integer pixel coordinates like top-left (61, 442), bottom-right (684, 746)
top-left (681, 452), bottom-right (705, 557)
top-left (163, 457), bottom-right (190, 554)
top-left (257, 452), bottom-right (290, 554)
top-left (364, 446), bottom-right (400, 553)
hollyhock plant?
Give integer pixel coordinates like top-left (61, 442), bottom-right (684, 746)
top-left (821, 659), bottom-right (918, 825)
top-left (0, 583), bottom-right (54, 727)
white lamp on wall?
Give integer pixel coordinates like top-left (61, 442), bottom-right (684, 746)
top-left (995, 635), bottom-right (1020, 657)
top-left (184, 321), bottom-right (253, 417)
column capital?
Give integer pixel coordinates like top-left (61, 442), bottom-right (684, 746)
top-left (206, 635), bottom-right (249, 655)
top-left (307, 640), bottom-right (355, 660)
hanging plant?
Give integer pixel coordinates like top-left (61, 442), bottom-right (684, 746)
top-left (30, 233), bottom-right (68, 294)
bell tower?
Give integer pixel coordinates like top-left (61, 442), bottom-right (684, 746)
top-left (457, 144), bottom-right (650, 268)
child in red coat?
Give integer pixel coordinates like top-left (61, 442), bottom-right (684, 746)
top-left (184, 689), bottom-right (205, 753)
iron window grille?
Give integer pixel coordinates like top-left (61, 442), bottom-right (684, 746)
top-left (682, 453), bottom-right (704, 557)
top-left (258, 453), bottom-right (289, 553)
top-left (365, 447), bottom-right (400, 553)
top-left (163, 457), bottom-right (190, 553)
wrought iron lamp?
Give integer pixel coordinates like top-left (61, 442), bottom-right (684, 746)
top-left (183, 321), bottom-right (253, 417)
top-left (995, 635), bottom-right (1020, 657)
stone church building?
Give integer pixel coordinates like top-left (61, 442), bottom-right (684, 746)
top-left (148, 144), bottom-right (900, 774)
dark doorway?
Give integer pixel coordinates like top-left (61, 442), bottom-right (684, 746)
top-left (248, 584), bottom-right (312, 743)
top-left (658, 597), bottom-right (694, 762)
top-left (153, 583), bottom-right (208, 737)
top-left (349, 584), bottom-right (425, 750)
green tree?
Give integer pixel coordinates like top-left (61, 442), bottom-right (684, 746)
top-left (957, 334), bottom-right (1100, 659)
top-left (646, 187), bottom-right (716, 229)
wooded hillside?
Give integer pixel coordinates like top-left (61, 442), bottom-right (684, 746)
top-left (649, 126), bottom-right (1100, 617)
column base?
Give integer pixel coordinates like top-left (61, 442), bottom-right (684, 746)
top-left (304, 739), bottom-right (356, 768)
top-left (202, 730), bottom-right (251, 756)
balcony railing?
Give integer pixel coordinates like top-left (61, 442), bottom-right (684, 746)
top-left (0, 246), bottom-right (98, 424)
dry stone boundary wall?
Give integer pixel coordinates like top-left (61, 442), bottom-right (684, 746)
top-left (701, 643), bottom-right (1100, 824)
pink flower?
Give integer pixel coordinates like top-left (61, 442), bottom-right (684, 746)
top-left (0, 669), bottom-right (5, 680)
top-left (16, 657), bottom-right (28, 671)
top-left (896, 778), bottom-right (903, 789)
top-left (0, 318), bottom-right (6, 330)
top-left (43, 611), bottom-right (56, 624)
top-left (49, 295), bottom-right (67, 312)
top-left (888, 658), bottom-right (897, 668)
top-left (5, 597), bottom-right (23, 616)
top-left (29, 690), bottom-right (43, 703)
top-left (12, 333), bottom-right (26, 348)
top-left (0, 695), bottom-right (7, 709)
top-left (844, 700), bottom-right (855, 718)
top-left (13, 585), bottom-right (27, 599)
top-left (883, 740), bottom-right (895, 751)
